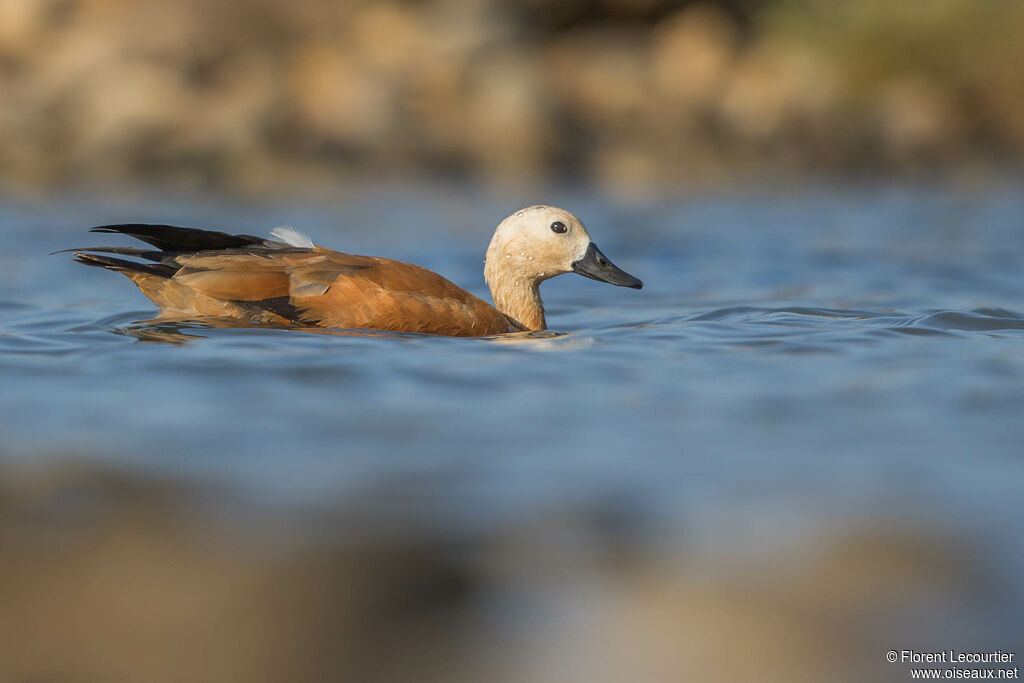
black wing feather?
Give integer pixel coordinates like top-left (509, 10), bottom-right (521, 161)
top-left (89, 224), bottom-right (264, 252)
top-left (52, 245), bottom-right (169, 263)
top-left (72, 253), bottom-right (177, 277)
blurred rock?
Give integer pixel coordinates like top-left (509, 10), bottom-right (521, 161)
top-left (347, 2), bottom-right (426, 78)
top-left (0, 0), bottom-right (52, 58)
top-left (287, 42), bottom-right (395, 145)
top-left (533, 533), bottom-right (970, 683)
top-left (876, 78), bottom-right (963, 165)
top-left (719, 43), bottom-right (838, 143)
top-left (462, 51), bottom-right (554, 180)
top-left (544, 28), bottom-right (650, 128)
top-left (0, 0), bottom-right (1021, 192)
top-left (0, 464), bottom-right (482, 683)
top-left (69, 61), bottom-right (194, 156)
top-left (651, 3), bottom-right (738, 109)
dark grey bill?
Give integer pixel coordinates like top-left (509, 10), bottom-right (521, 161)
top-left (571, 242), bottom-right (643, 289)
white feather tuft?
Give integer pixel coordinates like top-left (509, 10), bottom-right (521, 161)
top-left (270, 226), bottom-right (315, 249)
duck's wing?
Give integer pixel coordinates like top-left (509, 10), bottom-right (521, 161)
top-left (173, 248), bottom-right (513, 336)
top-left (287, 249), bottom-right (515, 336)
top-left (69, 225), bottom-right (514, 336)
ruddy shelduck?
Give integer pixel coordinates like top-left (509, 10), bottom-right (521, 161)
top-left (63, 205), bottom-right (642, 337)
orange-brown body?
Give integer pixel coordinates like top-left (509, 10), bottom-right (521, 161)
top-left (122, 247), bottom-right (516, 337)
top-left (66, 207), bottom-right (642, 337)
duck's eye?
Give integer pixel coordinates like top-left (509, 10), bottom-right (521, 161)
top-left (550, 221), bottom-right (567, 234)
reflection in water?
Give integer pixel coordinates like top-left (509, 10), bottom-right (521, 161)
top-left (116, 321), bottom-right (209, 344)
top-left (114, 318), bottom-right (570, 345)
top-left (115, 318), bottom-right (420, 344)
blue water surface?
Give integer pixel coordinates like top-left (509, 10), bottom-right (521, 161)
top-left (1, 183), bottom-right (1023, 566)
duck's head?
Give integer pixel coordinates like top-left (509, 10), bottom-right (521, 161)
top-left (485, 205), bottom-right (643, 290)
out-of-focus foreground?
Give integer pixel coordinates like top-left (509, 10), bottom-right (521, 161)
top-left (1, 0), bottom-right (1022, 193)
top-left (0, 463), bottom-right (1011, 683)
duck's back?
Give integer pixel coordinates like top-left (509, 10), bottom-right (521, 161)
top-left (70, 224), bottom-right (515, 337)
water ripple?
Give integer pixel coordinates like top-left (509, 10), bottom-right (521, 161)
top-left (1, 188), bottom-right (1023, 605)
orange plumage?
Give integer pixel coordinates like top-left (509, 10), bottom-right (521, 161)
top-left (64, 207), bottom-right (642, 337)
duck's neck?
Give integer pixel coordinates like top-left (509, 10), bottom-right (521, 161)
top-left (484, 264), bottom-right (546, 331)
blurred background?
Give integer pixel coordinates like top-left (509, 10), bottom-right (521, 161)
top-left (1, 0), bottom-right (1022, 195)
top-left (2, 2), bottom-right (1024, 682)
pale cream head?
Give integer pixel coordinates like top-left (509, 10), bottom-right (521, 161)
top-left (484, 205), bottom-right (593, 286)
top-left (483, 205), bottom-right (642, 332)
